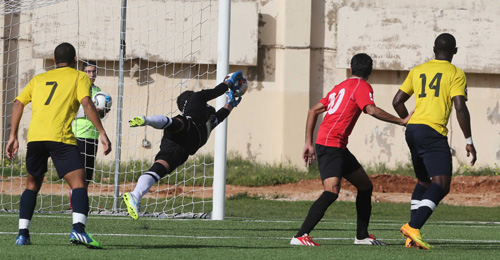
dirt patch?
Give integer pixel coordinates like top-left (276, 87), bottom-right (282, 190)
top-left (2, 174), bottom-right (499, 207)
top-left (224, 174), bottom-right (500, 207)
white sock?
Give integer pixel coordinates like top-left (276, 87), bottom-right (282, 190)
top-left (131, 173), bottom-right (158, 200)
top-left (72, 212), bottom-right (87, 226)
top-left (145, 115), bottom-right (172, 129)
top-left (19, 219), bottom-right (30, 229)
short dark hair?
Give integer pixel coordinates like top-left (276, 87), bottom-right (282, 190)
top-left (434, 33), bottom-right (457, 54)
top-left (350, 53), bottom-right (373, 78)
top-left (82, 60), bottom-right (97, 71)
top-left (177, 90), bottom-right (194, 112)
top-left (54, 42), bottom-right (76, 64)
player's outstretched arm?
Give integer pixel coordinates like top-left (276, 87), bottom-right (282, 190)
top-left (210, 90), bottom-right (241, 129)
top-left (81, 96), bottom-right (112, 155)
top-left (5, 100), bottom-right (25, 160)
top-left (198, 71), bottom-right (245, 103)
top-left (453, 95), bottom-right (476, 166)
top-left (365, 104), bottom-right (410, 126)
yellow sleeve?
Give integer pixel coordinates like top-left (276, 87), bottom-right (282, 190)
top-left (450, 69), bottom-right (467, 100)
top-left (15, 78), bottom-right (34, 105)
top-left (76, 72), bottom-right (92, 103)
top-left (399, 69), bottom-right (415, 95)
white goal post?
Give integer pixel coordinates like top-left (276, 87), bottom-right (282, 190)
top-left (0, 0), bottom-right (230, 219)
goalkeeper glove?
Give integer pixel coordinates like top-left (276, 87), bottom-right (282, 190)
top-left (224, 70), bottom-right (243, 90)
top-left (129, 116), bottom-right (146, 127)
top-left (226, 90), bottom-right (242, 107)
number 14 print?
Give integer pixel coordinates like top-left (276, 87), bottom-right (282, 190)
top-left (418, 73), bottom-right (442, 98)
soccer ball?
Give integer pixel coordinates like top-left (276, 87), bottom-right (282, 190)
top-left (225, 74), bottom-right (248, 97)
top-left (92, 91), bottom-right (112, 111)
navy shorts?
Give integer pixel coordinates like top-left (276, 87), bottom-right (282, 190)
top-left (315, 144), bottom-right (362, 181)
top-left (26, 141), bottom-right (84, 179)
top-left (405, 124), bottom-right (452, 181)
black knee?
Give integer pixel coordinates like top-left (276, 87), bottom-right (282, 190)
top-left (148, 162), bottom-right (169, 179)
top-left (357, 186), bottom-right (373, 199)
top-left (319, 191), bottom-right (338, 205)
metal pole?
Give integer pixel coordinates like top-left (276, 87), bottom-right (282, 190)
top-left (212, 0), bottom-right (230, 220)
top-left (112, 0), bottom-right (127, 212)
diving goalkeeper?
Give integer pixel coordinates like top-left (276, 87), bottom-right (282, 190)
top-left (122, 71), bottom-right (244, 219)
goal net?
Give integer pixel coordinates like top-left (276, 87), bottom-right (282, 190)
top-left (0, 0), bottom-right (221, 218)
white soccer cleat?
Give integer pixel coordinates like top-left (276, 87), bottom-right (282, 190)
top-left (123, 192), bottom-right (140, 220)
top-left (290, 234), bottom-right (321, 246)
top-left (354, 234), bottom-right (387, 245)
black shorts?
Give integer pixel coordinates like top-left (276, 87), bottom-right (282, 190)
top-left (77, 138), bottom-right (98, 181)
top-left (315, 144), bottom-right (362, 181)
top-left (26, 141), bottom-right (84, 179)
top-left (155, 137), bottom-right (189, 173)
top-left (405, 124), bottom-right (452, 181)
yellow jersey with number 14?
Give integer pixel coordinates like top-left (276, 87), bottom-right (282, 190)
top-left (15, 67), bottom-right (91, 145)
top-left (399, 59), bottom-right (467, 136)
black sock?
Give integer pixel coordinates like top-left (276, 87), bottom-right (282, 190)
top-left (356, 187), bottom-right (372, 239)
top-left (71, 188), bottom-right (89, 233)
top-left (296, 191), bottom-right (338, 237)
top-left (410, 183), bottom-right (428, 220)
top-left (18, 229), bottom-right (29, 237)
top-left (19, 189), bottom-right (38, 236)
top-left (409, 183), bottom-right (446, 229)
top-left (73, 223), bottom-right (85, 233)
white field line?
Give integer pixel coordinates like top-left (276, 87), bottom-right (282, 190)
top-left (1, 213), bottom-right (499, 227)
top-left (241, 219), bottom-right (500, 225)
top-left (0, 231), bottom-right (500, 243)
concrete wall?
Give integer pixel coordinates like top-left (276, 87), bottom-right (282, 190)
top-left (250, 0), bottom-right (500, 170)
top-left (2, 0), bottom-right (499, 171)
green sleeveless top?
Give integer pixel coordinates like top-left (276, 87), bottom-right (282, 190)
top-left (71, 85), bottom-right (102, 139)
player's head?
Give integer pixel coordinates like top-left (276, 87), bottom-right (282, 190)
top-left (177, 90), bottom-right (194, 113)
top-left (350, 53), bottom-right (373, 79)
top-left (433, 33), bottom-right (457, 57)
top-left (54, 42), bottom-right (76, 66)
top-left (82, 60), bottom-right (98, 83)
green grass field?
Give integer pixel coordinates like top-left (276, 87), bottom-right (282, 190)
top-left (1, 199), bottom-right (499, 260)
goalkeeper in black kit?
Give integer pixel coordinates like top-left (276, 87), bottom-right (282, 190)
top-left (123, 71), bottom-right (244, 219)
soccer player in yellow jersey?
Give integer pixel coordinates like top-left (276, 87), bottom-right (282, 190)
top-left (392, 33), bottom-right (477, 250)
top-left (5, 42), bottom-right (112, 249)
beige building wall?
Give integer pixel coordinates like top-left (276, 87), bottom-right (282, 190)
top-left (2, 0), bottom-right (500, 171)
top-left (246, 0), bottom-right (500, 170)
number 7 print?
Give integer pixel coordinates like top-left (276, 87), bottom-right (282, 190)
top-left (45, 81), bottom-right (58, 105)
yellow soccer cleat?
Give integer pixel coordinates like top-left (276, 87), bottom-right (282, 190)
top-left (129, 116), bottom-right (146, 127)
top-left (123, 192), bottom-right (140, 220)
top-left (400, 223), bottom-right (431, 250)
top-left (405, 237), bottom-right (425, 249)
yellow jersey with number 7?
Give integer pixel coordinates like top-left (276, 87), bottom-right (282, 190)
top-left (15, 67), bottom-right (91, 145)
top-left (399, 59), bottom-right (467, 136)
